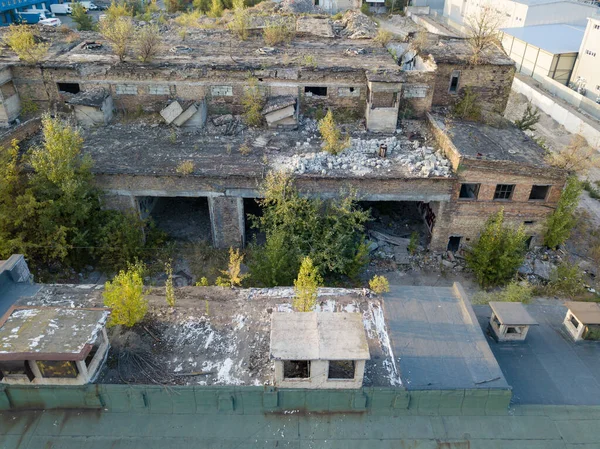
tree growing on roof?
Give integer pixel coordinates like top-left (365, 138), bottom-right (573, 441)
top-left (466, 209), bottom-right (528, 288)
top-left (100, 15), bottom-right (135, 62)
top-left (103, 260), bottom-right (148, 327)
top-left (293, 256), bottom-right (322, 312)
top-left (543, 176), bottom-right (583, 249)
top-left (318, 110), bottom-right (350, 155)
top-left (72, 3), bottom-right (95, 31)
top-left (242, 76), bottom-right (265, 127)
top-left (3, 25), bottom-right (50, 64)
top-left (464, 4), bottom-right (505, 64)
top-left (216, 247), bottom-right (249, 287)
top-left (207, 0), bottom-right (223, 18)
top-left (229, 0), bottom-right (249, 40)
top-left (135, 24), bottom-right (161, 63)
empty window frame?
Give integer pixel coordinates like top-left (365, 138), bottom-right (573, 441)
top-left (447, 236), bottom-right (462, 252)
top-left (57, 82), bottom-right (81, 94)
top-left (493, 184), bottom-right (515, 200)
top-left (448, 71), bottom-right (460, 94)
top-left (36, 360), bottom-right (79, 379)
top-left (304, 86), bottom-right (327, 97)
top-left (529, 185), bottom-right (550, 201)
top-left (283, 360), bottom-right (310, 379)
top-left (524, 220), bottom-right (535, 225)
top-left (0, 360), bottom-right (35, 382)
top-left (459, 183), bottom-right (480, 199)
top-left (328, 360), bottom-right (355, 380)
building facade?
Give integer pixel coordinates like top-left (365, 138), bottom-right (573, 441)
top-left (0, 0), bottom-right (57, 25)
top-left (571, 17), bottom-right (600, 102)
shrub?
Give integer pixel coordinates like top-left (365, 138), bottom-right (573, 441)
top-left (293, 256), bottom-right (322, 312)
top-left (263, 18), bottom-right (295, 46)
top-left (193, 0), bottom-right (211, 12)
top-left (452, 87), bottom-right (481, 121)
top-left (547, 262), bottom-right (585, 299)
top-left (103, 261), bottom-right (148, 327)
top-left (242, 76), bottom-right (265, 127)
top-left (100, 15), bottom-right (135, 62)
top-left (369, 275), bottom-right (390, 295)
top-left (374, 29), bottom-right (392, 47)
top-left (72, 3), bottom-right (95, 31)
top-left (466, 209), bottom-right (528, 288)
top-left (498, 280), bottom-right (533, 303)
top-left (94, 211), bottom-right (145, 273)
top-left (165, 260), bottom-right (175, 307)
top-left (136, 25), bottom-right (161, 62)
top-left (318, 110), bottom-right (350, 155)
top-left (219, 247), bottom-right (249, 287)
top-left (544, 176), bottom-right (583, 249)
top-left (546, 134), bottom-right (600, 175)
top-left (514, 103), bottom-right (540, 131)
top-left (105, 1), bottom-right (132, 21)
top-left (3, 25), bottom-right (50, 64)
top-left (175, 10), bottom-right (202, 27)
top-left (300, 54), bottom-right (317, 68)
top-left (176, 160), bottom-right (195, 175)
top-left (229, 0), bottom-right (249, 40)
top-left (195, 276), bottom-right (209, 286)
top-left (207, 0), bottom-right (223, 17)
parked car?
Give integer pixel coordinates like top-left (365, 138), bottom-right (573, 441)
top-left (39, 17), bottom-right (62, 26)
top-left (80, 2), bottom-right (99, 10)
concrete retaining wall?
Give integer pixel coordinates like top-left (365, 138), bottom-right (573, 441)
top-left (512, 75), bottom-right (600, 149)
top-left (0, 384), bottom-right (512, 415)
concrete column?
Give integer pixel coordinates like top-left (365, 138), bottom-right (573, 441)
top-left (208, 196), bottom-right (245, 249)
top-left (102, 193), bottom-right (138, 214)
top-left (429, 201), bottom-right (453, 251)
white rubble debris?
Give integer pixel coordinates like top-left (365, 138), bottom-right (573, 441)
top-left (276, 136), bottom-right (452, 178)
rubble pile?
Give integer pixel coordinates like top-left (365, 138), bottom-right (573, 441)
top-left (282, 136), bottom-right (452, 177)
top-left (338, 10), bottom-right (379, 39)
top-left (279, 0), bottom-right (321, 14)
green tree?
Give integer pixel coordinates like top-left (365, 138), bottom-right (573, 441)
top-left (100, 15), bottom-right (134, 62)
top-left (318, 110), bottom-right (350, 155)
top-left (466, 209), bottom-right (528, 288)
top-left (514, 103), bottom-right (540, 131)
top-left (544, 176), bottom-right (583, 249)
top-left (293, 256), bottom-right (322, 312)
top-left (3, 25), bottom-right (49, 64)
top-left (193, 0), bottom-right (211, 12)
top-left (249, 172), bottom-right (370, 286)
top-left (93, 211), bottom-right (145, 272)
top-left (105, 1), bottom-right (132, 20)
top-left (229, 0), bottom-right (249, 40)
top-left (103, 261), bottom-right (148, 327)
top-left (216, 247), bottom-right (249, 287)
top-left (547, 262), bottom-right (585, 299)
top-left (72, 3), bottom-right (95, 31)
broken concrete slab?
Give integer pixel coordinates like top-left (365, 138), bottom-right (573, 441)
top-left (369, 230), bottom-right (411, 247)
top-left (271, 116), bottom-right (298, 127)
top-left (394, 245), bottom-right (411, 265)
top-left (262, 96), bottom-right (297, 115)
top-left (160, 101), bottom-right (183, 125)
top-left (173, 103), bottom-right (198, 127)
top-left (533, 259), bottom-right (553, 281)
top-left (265, 105), bottom-right (295, 125)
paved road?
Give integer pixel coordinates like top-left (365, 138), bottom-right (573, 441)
top-left (55, 10), bottom-right (103, 30)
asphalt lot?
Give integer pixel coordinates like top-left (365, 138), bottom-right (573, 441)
top-left (53, 10), bottom-right (103, 29)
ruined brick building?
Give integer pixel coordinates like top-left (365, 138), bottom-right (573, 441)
top-left (0, 16), bottom-right (566, 252)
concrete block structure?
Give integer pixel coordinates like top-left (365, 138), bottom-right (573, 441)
top-left (270, 312), bottom-right (369, 389)
top-left (488, 301), bottom-right (538, 342)
top-left (0, 306), bottom-right (110, 385)
top-left (563, 301), bottom-right (600, 341)
top-left (67, 88), bottom-right (113, 127)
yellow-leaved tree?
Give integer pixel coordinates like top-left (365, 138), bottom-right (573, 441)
top-left (293, 256), bottom-right (322, 312)
top-left (3, 25), bottom-right (49, 64)
top-left (103, 261), bottom-right (148, 327)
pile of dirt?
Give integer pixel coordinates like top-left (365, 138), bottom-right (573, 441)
top-left (339, 10), bottom-right (378, 39)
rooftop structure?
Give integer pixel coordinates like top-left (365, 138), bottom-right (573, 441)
top-left (0, 305), bottom-right (110, 385)
top-left (270, 312), bottom-right (369, 389)
top-left (489, 301), bottom-right (538, 341)
top-left (563, 301), bottom-right (600, 341)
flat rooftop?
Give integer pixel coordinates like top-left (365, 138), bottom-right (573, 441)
top-left (0, 306), bottom-right (109, 360)
top-left (21, 118), bottom-right (454, 180)
top-left (475, 302), bottom-right (600, 405)
top-left (270, 312), bottom-right (370, 360)
top-left (430, 113), bottom-right (554, 169)
top-left (423, 38), bottom-right (514, 66)
top-left (383, 284), bottom-right (509, 390)
top-left (502, 24), bottom-right (585, 54)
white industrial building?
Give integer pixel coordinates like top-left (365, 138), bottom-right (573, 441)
top-left (571, 17), bottom-right (600, 102)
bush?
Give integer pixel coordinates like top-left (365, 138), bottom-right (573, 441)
top-left (218, 247), bottom-right (249, 287)
top-left (514, 103), bottom-right (540, 131)
top-left (318, 110), bottom-right (350, 155)
top-left (369, 275), bottom-right (390, 295)
top-left (248, 172), bottom-right (370, 286)
top-left (466, 209), bottom-right (528, 288)
top-left (94, 211), bottom-right (145, 273)
top-left (547, 262), bottom-right (585, 299)
top-left (176, 160), bottom-right (195, 175)
top-left (293, 256), bottom-right (322, 312)
top-left (207, 0), bottom-right (223, 17)
top-left (229, 0), bottom-right (249, 40)
top-left (105, 1), bottom-right (132, 21)
top-left (263, 18), bottom-right (295, 46)
top-left (242, 76), bottom-right (265, 127)
top-left (195, 276), bottom-right (209, 286)
top-left (136, 25), bottom-right (161, 62)
top-left (452, 87), bottom-right (481, 121)
top-left (100, 15), bottom-right (135, 62)
top-left (175, 10), bottom-right (202, 27)
top-left (3, 25), bottom-right (50, 64)
top-left (103, 261), bottom-right (148, 327)
top-left (544, 176), bottom-right (583, 249)
top-left (374, 29), bottom-right (392, 47)
top-left (472, 280), bottom-right (533, 304)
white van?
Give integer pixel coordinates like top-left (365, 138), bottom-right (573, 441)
top-left (50, 3), bottom-right (73, 14)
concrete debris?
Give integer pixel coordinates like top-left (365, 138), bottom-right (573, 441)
top-left (160, 101), bottom-right (183, 125)
top-left (172, 103), bottom-right (198, 127)
top-left (339, 10), bottom-right (378, 40)
top-left (212, 114), bottom-right (234, 126)
top-left (279, 0), bottom-right (321, 14)
top-left (256, 47), bottom-right (278, 55)
top-left (533, 259), bottom-right (553, 281)
top-left (279, 133), bottom-right (451, 177)
top-left (262, 96), bottom-right (297, 128)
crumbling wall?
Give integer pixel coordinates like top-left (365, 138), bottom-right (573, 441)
top-left (432, 62), bottom-right (515, 113)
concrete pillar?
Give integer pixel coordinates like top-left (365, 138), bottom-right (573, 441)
top-left (429, 201), bottom-right (453, 251)
top-left (102, 193), bottom-right (138, 214)
top-left (208, 196), bottom-right (245, 249)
